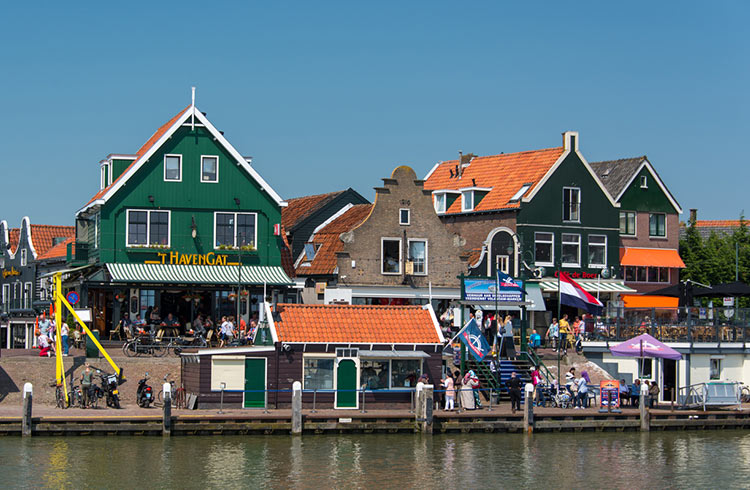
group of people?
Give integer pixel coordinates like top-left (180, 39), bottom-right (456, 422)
top-left (546, 314), bottom-right (605, 354)
top-left (563, 367), bottom-right (592, 408)
top-left (440, 368), bottom-right (534, 414)
top-left (619, 378), bottom-right (661, 408)
top-left (36, 312), bottom-right (74, 357)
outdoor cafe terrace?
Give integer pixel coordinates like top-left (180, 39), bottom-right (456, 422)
top-left (593, 306), bottom-right (750, 344)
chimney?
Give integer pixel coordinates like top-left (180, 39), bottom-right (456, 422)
top-left (458, 151), bottom-right (463, 179)
top-left (689, 209), bottom-right (697, 224)
top-left (562, 131), bottom-right (579, 152)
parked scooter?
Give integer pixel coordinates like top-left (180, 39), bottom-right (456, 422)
top-left (137, 372), bottom-right (154, 408)
top-left (97, 369), bottom-right (121, 409)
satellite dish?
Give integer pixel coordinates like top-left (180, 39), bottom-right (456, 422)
top-left (600, 268), bottom-right (610, 279)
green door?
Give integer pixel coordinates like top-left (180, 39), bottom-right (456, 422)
top-left (244, 358), bottom-right (266, 408)
top-left (336, 359), bottom-right (357, 409)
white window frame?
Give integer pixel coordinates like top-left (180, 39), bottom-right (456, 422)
top-left (620, 211), bottom-right (637, 236)
top-left (640, 175), bottom-right (648, 188)
top-left (381, 237), bottom-right (402, 275)
top-left (710, 358), bottom-right (722, 380)
top-left (496, 254), bottom-right (510, 275)
top-left (100, 163), bottom-right (108, 190)
top-left (302, 354), bottom-right (336, 390)
top-left (2, 284), bottom-right (9, 307)
top-left (24, 282), bottom-right (32, 309)
top-left (125, 209), bottom-right (172, 248)
top-left (20, 249), bottom-right (27, 267)
top-left (163, 154), bottom-right (182, 182)
top-left (562, 187), bottom-right (581, 223)
top-left (461, 190), bottom-right (474, 212)
top-left (200, 155), bottom-right (219, 183)
top-left (434, 193), bottom-right (446, 213)
top-left (534, 232), bottom-right (554, 267)
top-left (588, 235), bottom-right (607, 268)
top-left (212, 211), bottom-right (258, 250)
top-left (561, 233), bottom-right (581, 268)
top-left (649, 212), bottom-right (667, 238)
top-left (399, 208), bottom-right (410, 226)
top-left (407, 238), bottom-right (428, 276)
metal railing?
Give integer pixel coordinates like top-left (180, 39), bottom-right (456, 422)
top-left (677, 381), bottom-right (742, 410)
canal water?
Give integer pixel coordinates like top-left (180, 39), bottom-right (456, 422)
top-left (2, 431), bottom-right (750, 488)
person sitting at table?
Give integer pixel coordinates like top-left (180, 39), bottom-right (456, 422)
top-left (132, 313), bottom-right (146, 336)
top-left (630, 379), bottom-right (642, 406)
top-left (191, 314), bottom-right (206, 337)
top-left (619, 379), bottom-right (629, 406)
top-left (161, 313), bottom-right (180, 337)
top-left (149, 306), bottom-right (161, 324)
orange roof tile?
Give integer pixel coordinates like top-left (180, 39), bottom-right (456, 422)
top-left (38, 236), bottom-right (74, 261)
top-left (281, 191), bottom-right (346, 231)
top-left (272, 303), bottom-right (442, 344)
top-left (423, 147), bottom-right (564, 214)
top-left (84, 106), bottom-right (191, 207)
top-left (295, 204), bottom-right (373, 276)
top-left (694, 220), bottom-right (743, 228)
top-left (8, 228), bottom-right (20, 255)
top-left (30, 225), bottom-right (75, 258)
top-left (279, 226), bottom-right (295, 278)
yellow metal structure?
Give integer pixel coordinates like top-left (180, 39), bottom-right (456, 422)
top-left (53, 273), bottom-right (122, 405)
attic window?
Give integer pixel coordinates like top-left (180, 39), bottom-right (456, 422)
top-left (462, 191), bottom-right (474, 211)
top-left (509, 183), bottom-right (532, 202)
top-left (640, 175), bottom-right (648, 188)
top-left (304, 243), bottom-right (317, 261)
top-left (434, 193), bottom-right (446, 213)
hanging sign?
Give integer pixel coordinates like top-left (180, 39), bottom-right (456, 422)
top-left (146, 251), bottom-right (239, 266)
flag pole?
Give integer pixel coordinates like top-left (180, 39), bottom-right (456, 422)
top-left (557, 268), bottom-right (562, 389)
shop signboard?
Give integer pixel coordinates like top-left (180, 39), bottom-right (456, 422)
top-left (599, 379), bottom-right (620, 409)
top-left (464, 278), bottom-right (524, 302)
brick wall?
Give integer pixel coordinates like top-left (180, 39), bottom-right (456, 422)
top-left (620, 212), bottom-right (679, 249)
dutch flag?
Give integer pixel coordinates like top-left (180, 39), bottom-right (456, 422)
top-left (559, 272), bottom-right (603, 315)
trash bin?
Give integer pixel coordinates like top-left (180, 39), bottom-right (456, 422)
top-left (86, 330), bottom-right (101, 358)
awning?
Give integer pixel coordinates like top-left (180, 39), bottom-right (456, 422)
top-left (621, 294), bottom-right (679, 308)
top-left (620, 248), bottom-right (686, 268)
top-left (359, 350), bottom-right (431, 359)
top-left (106, 263), bottom-right (294, 286)
top-left (539, 279), bottom-right (635, 293)
top-left (474, 283), bottom-right (546, 312)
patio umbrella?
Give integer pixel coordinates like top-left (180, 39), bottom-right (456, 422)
top-left (692, 281), bottom-right (750, 297)
top-left (644, 282), bottom-right (698, 307)
top-left (610, 333), bottom-right (682, 380)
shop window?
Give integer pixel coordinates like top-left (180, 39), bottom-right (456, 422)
top-left (391, 359), bottom-right (422, 388)
top-left (588, 235), bottom-right (607, 268)
top-left (140, 290), bottom-right (155, 316)
top-left (710, 358), bottom-right (722, 380)
top-left (620, 211), bottom-right (636, 236)
top-left (648, 266), bottom-right (659, 283)
top-left (24, 282), bottom-right (31, 309)
top-left (127, 210), bottom-right (170, 247)
top-left (561, 233), bottom-right (580, 267)
top-left (360, 360), bottom-right (389, 390)
top-left (408, 240), bottom-right (427, 275)
top-left (625, 266), bottom-right (670, 283)
top-left (399, 208), bottom-right (410, 225)
top-left (164, 154), bottom-right (182, 181)
top-left (20, 249), bottom-right (27, 267)
top-left (563, 187), bottom-right (580, 222)
top-left (534, 232), bottom-right (554, 266)
top-left (625, 266), bottom-right (636, 282)
top-left (659, 267), bottom-right (669, 282)
top-left (636, 266), bottom-right (647, 282)
top-left (214, 212), bottom-right (257, 249)
top-left (303, 358), bottom-right (334, 390)
top-left (649, 213), bottom-right (666, 237)
top-left (201, 156), bottom-right (219, 183)
top-left (434, 193), bottom-right (446, 213)
top-left (639, 359), bottom-right (653, 379)
top-left (381, 238), bottom-right (401, 274)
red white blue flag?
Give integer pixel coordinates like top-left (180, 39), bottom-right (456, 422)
top-left (559, 272), bottom-right (603, 315)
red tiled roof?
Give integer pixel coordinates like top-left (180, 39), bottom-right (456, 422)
top-left (38, 236), bottom-right (74, 260)
top-left (84, 106), bottom-right (191, 207)
top-left (281, 191), bottom-right (346, 231)
top-left (423, 147), bottom-right (564, 214)
top-left (295, 204), bottom-right (373, 276)
top-left (272, 303), bottom-right (442, 344)
top-left (279, 226), bottom-right (295, 278)
top-left (8, 228), bottom-right (20, 255)
top-left (30, 225), bottom-right (75, 258)
top-left (694, 220), bottom-right (743, 228)
top-left (467, 247), bottom-right (483, 268)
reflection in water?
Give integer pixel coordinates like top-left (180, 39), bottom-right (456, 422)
top-left (2, 431), bottom-right (750, 488)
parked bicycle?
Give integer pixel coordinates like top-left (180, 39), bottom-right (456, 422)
top-left (122, 331), bottom-right (167, 357)
top-left (168, 333), bottom-right (208, 356)
top-left (54, 382), bottom-right (67, 409)
top-left (157, 374), bottom-right (186, 408)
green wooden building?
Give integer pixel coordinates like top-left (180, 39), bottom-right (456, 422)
top-left (67, 99), bottom-right (293, 336)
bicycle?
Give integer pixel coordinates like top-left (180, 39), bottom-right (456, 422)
top-left (67, 385), bottom-right (83, 408)
top-left (157, 374), bottom-right (186, 408)
top-left (739, 383), bottom-right (750, 403)
top-left (54, 383), bottom-right (67, 409)
top-left (122, 333), bottom-right (167, 357)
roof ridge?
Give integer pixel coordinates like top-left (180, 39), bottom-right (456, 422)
top-left (438, 146), bottom-right (563, 165)
top-left (286, 189), bottom-right (346, 202)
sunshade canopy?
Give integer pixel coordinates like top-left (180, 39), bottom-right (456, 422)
top-left (610, 333), bottom-right (682, 361)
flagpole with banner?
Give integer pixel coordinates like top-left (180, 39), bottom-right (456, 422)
top-left (557, 269), bottom-right (562, 389)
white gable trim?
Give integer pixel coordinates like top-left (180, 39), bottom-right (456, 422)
top-left (423, 303), bottom-right (446, 343)
top-left (311, 203), bottom-right (354, 235)
top-left (265, 302), bottom-right (279, 343)
top-left (77, 105), bottom-right (286, 216)
top-left (615, 159), bottom-right (683, 214)
top-left (423, 162), bottom-right (441, 181)
top-left (22, 217), bottom-right (38, 260)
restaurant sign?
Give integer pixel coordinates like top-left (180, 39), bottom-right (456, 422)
top-left (464, 278), bottom-right (524, 302)
top-left (2, 267), bottom-right (21, 278)
top-left (145, 251), bottom-right (239, 266)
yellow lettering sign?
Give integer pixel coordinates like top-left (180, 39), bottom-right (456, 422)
top-left (147, 251), bottom-right (234, 266)
top-left (2, 267), bottom-right (21, 278)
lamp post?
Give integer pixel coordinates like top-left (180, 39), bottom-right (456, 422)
top-left (506, 234), bottom-right (536, 354)
top-left (234, 198), bottom-right (242, 331)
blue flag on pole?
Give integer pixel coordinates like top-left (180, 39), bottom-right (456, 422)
top-left (497, 270), bottom-right (526, 294)
top-left (458, 319), bottom-right (491, 362)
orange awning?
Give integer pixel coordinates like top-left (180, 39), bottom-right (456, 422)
top-left (621, 294), bottom-right (679, 308)
top-left (619, 248), bottom-right (685, 268)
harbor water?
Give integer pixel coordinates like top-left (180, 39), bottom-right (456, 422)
top-left (3, 430), bottom-right (750, 488)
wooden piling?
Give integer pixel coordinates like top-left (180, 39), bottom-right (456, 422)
top-left (639, 392), bottom-right (649, 432)
top-left (292, 381), bottom-right (302, 435)
top-left (524, 383), bottom-right (534, 434)
top-left (22, 383), bottom-right (32, 437)
top-left (163, 388), bottom-right (172, 437)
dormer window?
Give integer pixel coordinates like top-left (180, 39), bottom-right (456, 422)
top-left (640, 175), bottom-right (648, 188)
top-left (459, 187), bottom-right (491, 212)
top-left (462, 190), bottom-right (474, 211)
top-left (434, 194), bottom-right (446, 213)
top-left (432, 190), bottom-right (459, 214)
top-left (100, 163), bottom-right (108, 190)
top-left (509, 183), bottom-right (532, 203)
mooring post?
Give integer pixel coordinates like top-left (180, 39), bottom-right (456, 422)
top-left (524, 383), bottom-right (534, 434)
top-left (22, 383), bottom-right (32, 437)
top-left (415, 382), bottom-right (424, 432)
top-left (292, 381), bottom-right (302, 435)
top-left (639, 383), bottom-right (649, 432)
top-left (163, 382), bottom-right (172, 437)
top-left (423, 384), bottom-right (434, 434)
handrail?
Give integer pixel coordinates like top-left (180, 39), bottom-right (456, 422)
top-left (523, 350), bottom-right (554, 384)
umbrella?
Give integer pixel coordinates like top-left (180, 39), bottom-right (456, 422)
top-left (644, 282), bottom-right (696, 307)
top-left (692, 281), bottom-right (750, 298)
top-left (610, 333), bottom-right (682, 361)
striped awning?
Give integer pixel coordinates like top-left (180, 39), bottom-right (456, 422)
top-left (106, 263), bottom-right (294, 286)
top-left (539, 279), bottom-right (635, 293)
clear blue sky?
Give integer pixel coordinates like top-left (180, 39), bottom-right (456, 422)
top-left (1, 1), bottom-right (747, 227)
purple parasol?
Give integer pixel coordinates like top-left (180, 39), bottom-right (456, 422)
top-left (609, 333), bottom-right (682, 361)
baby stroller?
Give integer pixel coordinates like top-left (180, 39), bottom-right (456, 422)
top-left (552, 384), bottom-right (573, 409)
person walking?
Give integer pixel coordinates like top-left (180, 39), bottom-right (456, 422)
top-left (502, 315), bottom-right (515, 360)
top-left (649, 380), bottom-right (660, 408)
top-left (508, 372), bottom-right (522, 413)
top-left (60, 320), bottom-right (70, 356)
top-left (530, 366), bottom-right (543, 406)
top-left (547, 318), bottom-right (559, 349)
top-left (558, 314), bottom-right (570, 355)
top-left (442, 373), bottom-right (456, 411)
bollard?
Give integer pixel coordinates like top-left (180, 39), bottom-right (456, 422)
top-left (292, 381), bottom-right (302, 435)
top-left (410, 389), bottom-right (415, 414)
top-left (218, 382), bottom-right (226, 414)
top-left (22, 383), bottom-right (32, 437)
top-left (523, 383), bottom-right (534, 434)
top-left (311, 389), bottom-right (317, 413)
top-left (163, 382), bottom-right (172, 436)
top-left (360, 387), bottom-right (367, 414)
top-left (639, 384), bottom-right (650, 432)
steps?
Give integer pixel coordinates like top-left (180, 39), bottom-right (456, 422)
top-left (468, 357), bottom-right (534, 401)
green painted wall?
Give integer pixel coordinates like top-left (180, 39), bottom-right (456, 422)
top-left (618, 166), bottom-right (677, 214)
top-left (94, 125), bottom-right (282, 266)
top-left (111, 159), bottom-right (133, 182)
top-left (517, 152), bottom-right (620, 274)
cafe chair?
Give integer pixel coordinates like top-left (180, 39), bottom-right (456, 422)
top-left (109, 322), bottom-right (122, 341)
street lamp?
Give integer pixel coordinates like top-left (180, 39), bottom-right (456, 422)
top-left (235, 198), bottom-right (242, 335)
